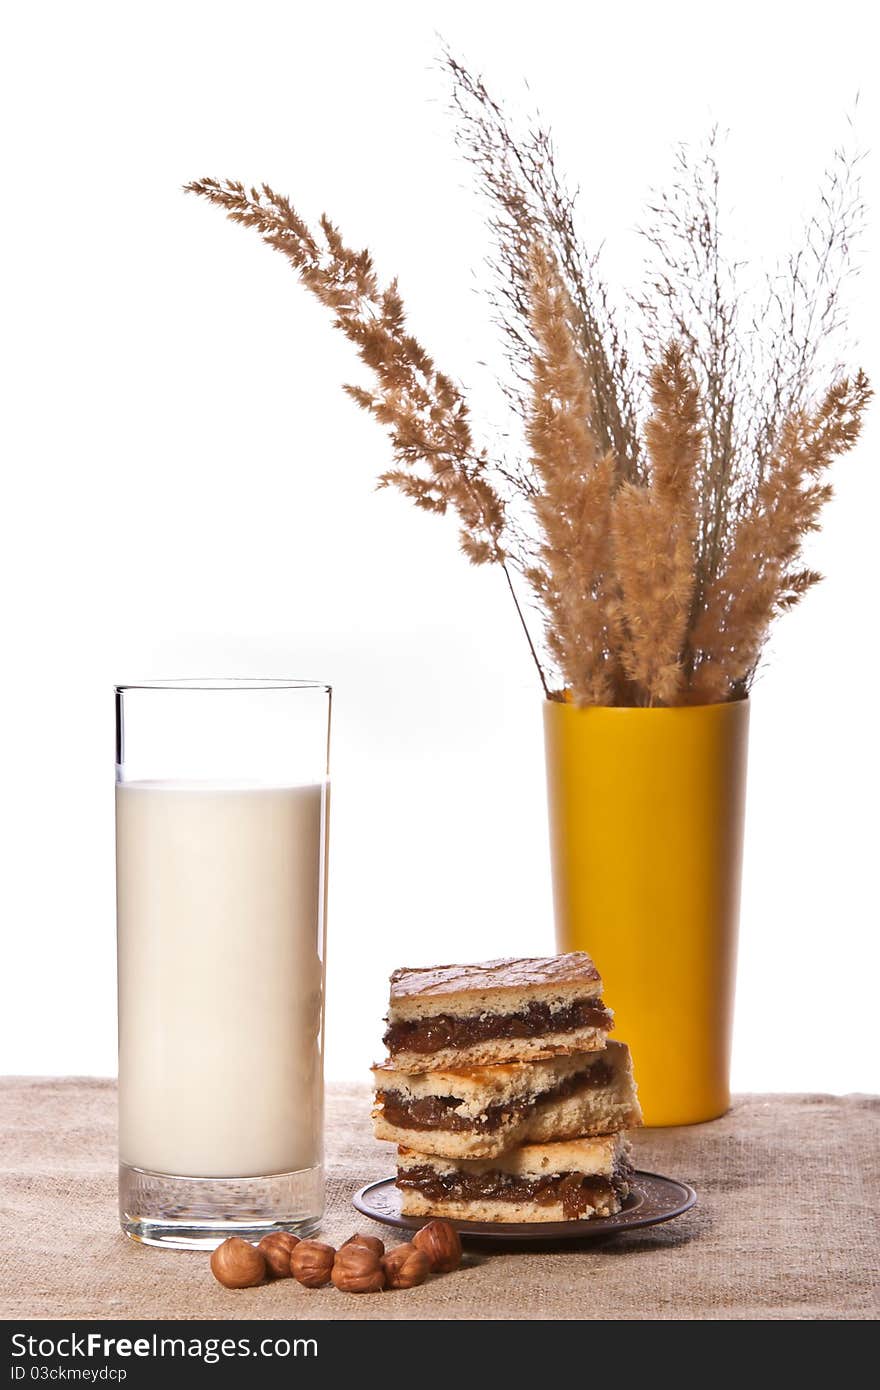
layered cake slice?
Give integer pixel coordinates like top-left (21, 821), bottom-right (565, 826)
top-left (372, 1040), bottom-right (641, 1159)
top-left (397, 1132), bottom-right (633, 1222)
top-left (382, 953), bottom-right (613, 1073)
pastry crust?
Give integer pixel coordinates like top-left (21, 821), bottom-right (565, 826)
top-left (387, 953), bottom-right (602, 1022)
top-left (372, 1041), bottom-right (641, 1159)
top-left (373, 1049), bottom-right (590, 1106)
top-left (398, 1132), bottom-right (630, 1179)
top-left (386, 1026), bottom-right (609, 1074)
top-left (396, 1134), bottom-right (633, 1223)
top-left (398, 1187), bottom-right (624, 1223)
top-left (524, 1075), bottom-right (640, 1146)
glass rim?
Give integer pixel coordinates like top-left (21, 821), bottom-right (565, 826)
top-left (115, 677), bottom-right (331, 694)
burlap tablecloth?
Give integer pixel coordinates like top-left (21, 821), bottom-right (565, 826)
top-left (1, 1079), bottom-right (877, 1320)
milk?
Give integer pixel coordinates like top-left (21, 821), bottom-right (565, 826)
top-left (116, 781), bottom-right (327, 1178)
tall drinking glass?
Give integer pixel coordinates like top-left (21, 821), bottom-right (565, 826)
top-left (115, 679), bottom-right (330, 1248)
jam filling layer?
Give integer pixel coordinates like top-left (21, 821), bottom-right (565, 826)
top-left (383, 997), bottom-right (612, 1056)
top-left (378, 1059), bottom-right (614, 1134)
top-left (397, 1162), bottom-right (632, 1220)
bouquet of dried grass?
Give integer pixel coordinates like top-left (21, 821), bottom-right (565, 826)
top-left (186, 58), bottom-right (871, 706)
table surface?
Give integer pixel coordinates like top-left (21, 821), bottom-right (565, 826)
top-left (1, 1079), bottom-right (877, 1321)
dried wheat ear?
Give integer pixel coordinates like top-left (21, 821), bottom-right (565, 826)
top-left (185, 63), bottom-right (870, 706)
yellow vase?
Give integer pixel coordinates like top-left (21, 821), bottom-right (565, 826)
top-left (543, 697), bottom-right (749, 1126)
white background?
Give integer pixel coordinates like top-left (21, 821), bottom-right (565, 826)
top-left (2, 0), bottom-right (878, 1092)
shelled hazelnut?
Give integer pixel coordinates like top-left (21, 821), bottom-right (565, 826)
top-left (382, 1242), bottom-right (430, 1290)
top-left (341, 1232), bottom-right (385, 1257)
top-left (257, 1230), bottom-right (299, 1279)
top-left (210, 1237), bottom-right (267, 1289)
top-left (209, 1220), bottom-right (465, 1296)
top-left (331, 1242), bottom-right (386, 1293)
top-left (290, 1240), bottom-right (336, 1288)
top-left (412, 1219), bottom-right (462, 1273)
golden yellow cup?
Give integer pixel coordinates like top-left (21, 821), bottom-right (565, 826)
top-left (543, 698), bottom-right (749, 1126)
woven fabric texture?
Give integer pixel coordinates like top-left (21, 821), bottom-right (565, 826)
top-left (1, 1079), bottom-right (877, 1320)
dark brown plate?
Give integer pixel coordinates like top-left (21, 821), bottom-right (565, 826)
top-left (352, 1170), bottom-right (696, 1242)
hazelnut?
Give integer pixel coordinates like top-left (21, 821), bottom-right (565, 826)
top-left (290, 1240), bottom-right (336, 1288)
top-left (341, 1232), bottom-right (385, 1257)
top-left (382, 1242), bottom-right (430, 1290)
top-left (210, 1237), bottom-right (266, 1289)
top-left (257, 1230), bottom-right (300, 1279)
top-left (412, 1219), bottom-right (462, 1273)
top-left (331, 1242), bottom-right (386, 1293)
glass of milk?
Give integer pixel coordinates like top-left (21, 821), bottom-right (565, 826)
top-left (115, 679), bottom-right (330, 1248)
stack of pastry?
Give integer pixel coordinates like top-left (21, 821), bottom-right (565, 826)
top-left (371, 953), bottom-right (641, 1223)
